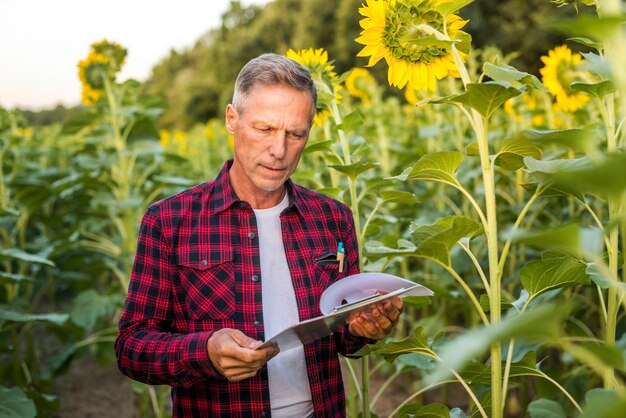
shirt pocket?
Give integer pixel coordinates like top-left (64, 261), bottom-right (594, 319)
top-left (313, 249), bottom-right (347, 291)
top-left (176, 249), bottom-right (235, 320)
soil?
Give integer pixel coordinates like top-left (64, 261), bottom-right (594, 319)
top-left (52, 355), bottom-right (133, 418)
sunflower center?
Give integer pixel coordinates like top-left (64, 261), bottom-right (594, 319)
top-left (555, 60), bottom-right (578, 94)
top-left (383, 3), bottom-right (448, 64)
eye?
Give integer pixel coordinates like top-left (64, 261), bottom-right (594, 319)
top-left (255, 127), bottom-right (274, 136)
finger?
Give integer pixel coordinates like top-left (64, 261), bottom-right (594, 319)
top-left (230, 329), bottom-right (261, 348)
top-left (371, 305), bottom-right (393, 330)
top-left (388, 296), bottom-right (404, 311)
top-left (348, 319), bottom-right (370, 338)
top-left (381, 301), bottom-right (402, 323)
top-left (354, 316), bottom-right (383, 339)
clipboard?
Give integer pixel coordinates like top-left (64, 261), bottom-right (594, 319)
top-left (256, 273), bottom-right (434, 352)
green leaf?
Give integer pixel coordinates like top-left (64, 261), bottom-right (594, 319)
top-left (403, 152), bottom-right (464, 186)
top-left (398, 403), bottom-right (451, 418)
top-left (417, 94), bottom-right (458, 108)
top-left (567, 37), bottom-right (603, 51)
top-left (317, 187), bottom-right (341, 199)
top-left (380, 190), bottom-right (418, 204)
top-left (509, 224), bottom-right (603, 257)
top-left (578, 341), bottom-right (625, 371)
top-left (527, 399), bottom-right (567, 418)
top-left (465, 142), bottom-right (479, 157)
top-left (450, 409), bottom-right (469, 418)
top-left (570, 80), bottom-right (616, 99)
top-left (410, 216), bottom-right (482, 265)
top-left (433, 0), bottom-right (475, 16)
top-left (579, 389), bottom-right (626, 418)
top-left (0, 272), bottom-right (33, 284)
top-left (337, 110), bottom-right (364, 132)
top-left (354, 328), bottom-right (435, 362)
top-left (553, 14), bottom-right (626, 42)
top-left (483, 62), bottom-right (546, 91)
top-left (518, 128), bottom-right (598, 153)
top-left (581, 52), bottom-right (612, 78)
top-left (304, 139), bottom-right (334, 153)
top-left (462, 351), bottom-right (543, 385)
top-left (521, 183), bottom-right (585, 203)
top-left (60, 111), bottom-right (99, 135)
top-left (328, 161), bottom-right (378, 180)
top-left (425, 303), bottom-right (569, 385)
top-left (0, 307), bottom-right (68, 326)
top-left (401, 35), bottom-right (457, 51)
top-left (586, 262), bottom-right (612, 289)
top-left (152, 175), bottom-right (197, 187)
top-left (451, 82), bottom-right (521, 119)
top-left (479, 293), bottom-right (513, 313)
top-left (0, 207), bottom-right (19, 217)
top-left (70, 290), bottom-right (123, 332)
top-left (0, 386), bottom-right (36, 418)
top-left (526, 153), bottom-right (626, 199)
top-left (520, 252), bottom-right (590, 302)
top-left (365, 240), bottom-right (418, 260)
top-left (367, 216), bottom-right (481, 266)
top-left (494, 136), bottom-right (541, 170)
top-left (0, 248), bottom-right (55, 267)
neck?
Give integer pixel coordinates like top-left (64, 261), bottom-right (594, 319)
top-left (229, 168), bottom-right (286, 209)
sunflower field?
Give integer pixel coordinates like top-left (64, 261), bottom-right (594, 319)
top-left (1, 0), bottom-right (626, 417)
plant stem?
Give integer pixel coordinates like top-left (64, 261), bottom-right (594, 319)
top-left (478, 116), bottom-right (503, 418)
top-left (330, 97), bottom-right (369, 418)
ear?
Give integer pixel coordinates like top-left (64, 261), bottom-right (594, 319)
top-left (225, 104), bottom-right (237, 135)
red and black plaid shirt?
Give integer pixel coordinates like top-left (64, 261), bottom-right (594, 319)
top-left (115, 160), bottom-right (369, 417)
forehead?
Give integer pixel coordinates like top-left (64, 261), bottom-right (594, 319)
top-left (243, 84), bottom-right (314, 124)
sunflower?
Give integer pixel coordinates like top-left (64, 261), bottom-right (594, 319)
top-left (285, 48), bottom-right (341, 127)
top-left (356, 0), bottom-right (471, 91)
top-left (345, 67), bottom-right (376, 104)
top-left (540, 45), bottom-right (589, 112)
top-left (77, 51), bottom-right (111, 105)
top-left (77, 39), bottom-right (127, 106)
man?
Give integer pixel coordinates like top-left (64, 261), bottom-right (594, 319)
top-left (115, 53), bottom-right (403, 417)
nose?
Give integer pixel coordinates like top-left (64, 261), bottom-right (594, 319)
top-left (269, 133), bottom-right (287, 159)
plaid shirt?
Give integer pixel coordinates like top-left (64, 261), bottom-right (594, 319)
top-left (115, 160), bottom-right (369, 417)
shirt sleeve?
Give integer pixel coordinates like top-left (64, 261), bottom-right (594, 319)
top-left (331, 205), bottom-right (376, 355)
top-left (115, 207), bottom-right (222, 387)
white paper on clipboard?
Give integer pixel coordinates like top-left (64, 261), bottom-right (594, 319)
top-left (256, 273), bottom-right (433, 352)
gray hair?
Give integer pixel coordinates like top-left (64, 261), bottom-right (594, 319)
top-left (232, 53), bottom-right (317, 123)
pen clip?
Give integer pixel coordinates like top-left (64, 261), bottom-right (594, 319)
top-left (336, 242), bottom-right (345, 273)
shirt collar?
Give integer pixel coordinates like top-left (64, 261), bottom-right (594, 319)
top-left (210, 160), bottom-right (305, 218)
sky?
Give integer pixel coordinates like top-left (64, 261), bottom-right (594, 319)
top-left (0, 0), bottom-right (269, 110)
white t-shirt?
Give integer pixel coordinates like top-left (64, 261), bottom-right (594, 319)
top-left (253, 194), bottom-right (314, 418)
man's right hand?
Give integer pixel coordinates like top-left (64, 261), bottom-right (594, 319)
top-left (207, 328), bottom-right (279, 382)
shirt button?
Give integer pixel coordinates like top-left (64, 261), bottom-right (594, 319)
top-left (253, 320), bottom-right (261, 328)
top-left (238, 202), bottom-right (246, 209)
top-left (201, 259), bottom-right (208, 267)
top-left (251, 274), bottom-right (259, 282)
top-left (260, 413), bottom-right (266, 418)
top-left (248, 232), bottom-right (256, 239)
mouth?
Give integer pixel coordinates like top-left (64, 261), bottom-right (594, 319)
top-left (261, 164), bottom-right (287, 173)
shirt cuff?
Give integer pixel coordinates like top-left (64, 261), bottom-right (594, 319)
top-left (180, 331), bottom-right (222, 381)
top-left (338, 324), bottom-right (376, 355)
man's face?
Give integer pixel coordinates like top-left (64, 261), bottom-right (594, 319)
top-left (225, 83), bottom-right (313, 207)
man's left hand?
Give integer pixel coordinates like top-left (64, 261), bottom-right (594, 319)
top-left (347, 296), bottom-right (403, 341)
